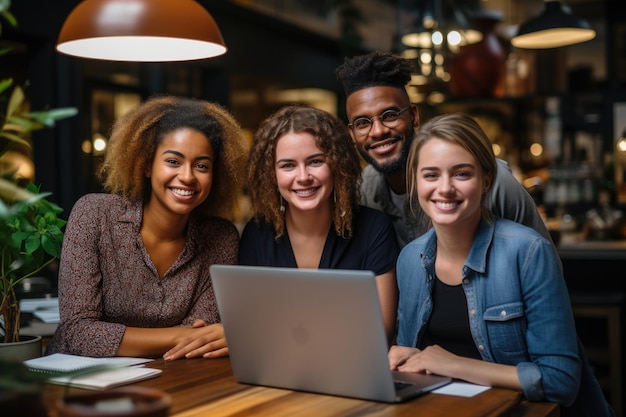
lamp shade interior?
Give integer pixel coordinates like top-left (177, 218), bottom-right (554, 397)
top-left (511, 1), bottom-right (595, 49)
top-left (56, 0), bottom-right (227, 62)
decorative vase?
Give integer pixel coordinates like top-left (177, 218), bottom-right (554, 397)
top-left (0, 335), bottom-right (43, 362)
top-left (55, 386), bottom-right (171, 417)
top-left (448, 10), bottom-right (507, 98)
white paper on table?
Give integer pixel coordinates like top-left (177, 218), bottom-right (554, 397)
top-left (33, 309), bottom-right (60, 323)
top-left (19, 297), bottom-right (59, 312)
top-left (432, 382), bottom-right (491, 397)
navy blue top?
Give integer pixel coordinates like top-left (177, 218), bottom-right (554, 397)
top-left (239, 205), bottom-right (399, 274)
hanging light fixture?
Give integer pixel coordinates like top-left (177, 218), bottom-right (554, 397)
top-left (401, 2), bottom-right (482, 51)
top-left (56, 0), bottom-right (227, 62)
top-left (617, 128), bottom-right (626, 155)
top-left (400, 0), bottom-right (486, 89)
top-left (511, 1), bottom-right (595, 49)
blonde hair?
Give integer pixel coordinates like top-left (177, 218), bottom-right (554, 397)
top-left (99, 95), bottom-right (247, 220)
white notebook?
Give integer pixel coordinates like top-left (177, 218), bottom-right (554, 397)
top-left (24, 353), bottom-right (153, 373)
top-left (24, 353), bottom-right (161, 390)
top-left (46, 366), bottom-right (162, 390)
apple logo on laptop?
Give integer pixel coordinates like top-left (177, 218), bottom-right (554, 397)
top-left (291, 323), bottom-right (309, 344)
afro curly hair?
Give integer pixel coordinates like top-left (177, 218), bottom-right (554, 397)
top-left (335, 51), bottom-right (414, 96)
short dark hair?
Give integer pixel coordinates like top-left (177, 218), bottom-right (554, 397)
top-left (335, 51), bottom-right (414, 96)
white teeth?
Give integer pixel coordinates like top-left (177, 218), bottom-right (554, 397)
top-left (294, 189), bottom-right (316, 196)
top-left (435, 201), bottom-right (458, 208)
top-left (372, 142), bottom-right (394, 150)
top-left (172, 188), bottom-right (194, 196)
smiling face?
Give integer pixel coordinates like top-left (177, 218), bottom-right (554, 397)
top-left (274, 131), bottom-right (333, 216)
top-left (415, 138), bottom-right (490, 230)
top-left (146, 127), bottom-right (214, 217)
top-left (345, 86), bottom-right (418, 175)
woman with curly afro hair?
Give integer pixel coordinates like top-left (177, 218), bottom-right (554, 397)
top-left (48, 95), bottom-right (247, 360)
top-left (239, 104), bottom-right (399, 343)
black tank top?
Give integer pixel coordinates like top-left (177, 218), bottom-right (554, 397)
top-left (417, 276), bottom-right (482, 360)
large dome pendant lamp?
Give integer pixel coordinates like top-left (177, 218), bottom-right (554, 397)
top-left (56, 0), bottom-right (227, 62)
top-left (511, 0), bottom-right (595, 49)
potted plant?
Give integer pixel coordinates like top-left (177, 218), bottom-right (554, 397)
top-left (0, 0), bottom-right (76, 357)
top-left (0, 182), bottom-right (66, 350)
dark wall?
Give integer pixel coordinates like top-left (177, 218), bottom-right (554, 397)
top-left (5, 1), bottom-right (359, 216)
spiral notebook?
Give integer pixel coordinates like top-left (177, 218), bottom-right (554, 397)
top-left (24, 353), bottom-right (161, 390)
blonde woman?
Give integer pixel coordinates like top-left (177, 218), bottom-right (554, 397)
top-left (389, 113), bottom-right (613, 417)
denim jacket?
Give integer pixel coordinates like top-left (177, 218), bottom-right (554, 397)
top-left (396, 218), bottom-right (614, 416)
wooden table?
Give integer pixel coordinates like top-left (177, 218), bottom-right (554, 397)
top-left (43, 357), bottom-right (559, 417)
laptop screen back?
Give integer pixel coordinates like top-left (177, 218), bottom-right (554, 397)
top-left (210, 264), bottom-right (450, 403)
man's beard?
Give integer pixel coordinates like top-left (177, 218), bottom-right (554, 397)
top-left (358, 128), bottom-right (414, 175)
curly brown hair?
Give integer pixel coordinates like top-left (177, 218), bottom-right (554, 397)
top-left (247, 105), bottom-right (362, 239)
top-left (98, 95), bottom-right (247, 220)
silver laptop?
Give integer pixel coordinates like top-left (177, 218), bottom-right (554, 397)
top-left (210, 264), bottom-right (451, 403)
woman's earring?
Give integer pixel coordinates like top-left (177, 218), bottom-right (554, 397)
top-left (279, 195), bottom-right (286, 213)
top-left (334, 191), bottom-right (346, 217)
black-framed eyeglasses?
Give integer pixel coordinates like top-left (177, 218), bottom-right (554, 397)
top-left (348, 106), bottom-right (410, 136)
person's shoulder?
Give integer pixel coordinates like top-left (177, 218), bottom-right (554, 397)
top-left (493, 217), bottom-right (545, 240)
top-left (194, 216), bottom-right (239, 239)
top-left (495, 158), bottom-right (511, 170)
top-left (357, 204), bottom-right (387, 216)
top-left (404, 228), bottom-right (432, 248)
top-left (361, 164), bottom-right (383, 182)
top-left (72, 193), bottom-right (125, 212)
top-left (196, 215), bottom-right (238, 234)
top-left (398, 230), bottom-right (431, 260)
top-left (493, 159), bottom-right (521, 185)
top-left (356, 205), bottom-right (393, 224)
top-left (75, 192), bottom-right (116, 203)
top-left (241, 217), bottom-right (275, 240)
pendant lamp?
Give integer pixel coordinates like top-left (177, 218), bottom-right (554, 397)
top-left (617, 128), bottom-right (626, 155)
top-left (56, 0), bottom-right (227, 62)
top-left (511, 1), bottom-right (595, 49)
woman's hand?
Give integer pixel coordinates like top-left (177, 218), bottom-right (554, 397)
top-left (388, 345), bottom-right (421, 370)
top-left (388, 344), bottom-right (458, 376)
top-left (389, 344), bottom-right (522, 390)
top-left (163, 320), bottom-right (228, 360)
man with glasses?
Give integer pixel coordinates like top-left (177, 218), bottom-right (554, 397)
top-left (336, 51), bottom-right (551, 247)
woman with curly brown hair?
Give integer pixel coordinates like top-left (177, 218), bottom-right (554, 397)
top-left (47, 95), bottom-right (247, 360)
top-left (239, 104), bottom-right (399, 342)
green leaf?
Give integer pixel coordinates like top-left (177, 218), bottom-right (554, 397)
top-left (28, 108), bottom-right (79, 126)
top-left (6, 113), bottom-right (42, 130)
top-left (41, 233), bottom-right (62, 258)
top-left (0, 178), bottom-right (35, 203)
top-left (7, 257), bottom-right (23, 273)
top-left (0, 77), bottom-right (13, 95)
top-left (6, 84), bottom-right (25, 119)
top-left (0, 130), bottom-right (31, 147)
top-left (11, 229), bottom-right (29, 247)
top-left (24, 233), bottom-right (41, 254)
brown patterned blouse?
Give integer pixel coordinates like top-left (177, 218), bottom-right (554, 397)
top-left (46, 193), bottom-right (239, 357)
